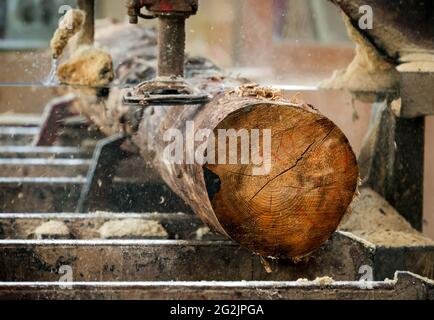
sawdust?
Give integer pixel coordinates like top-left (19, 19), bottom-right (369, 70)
top-left (50, 9), bottom-right (85, 59)
top-left (353, 230), bottom-right (433, 247)
top-left (98, 219), bottom-right (168, 239)
top-left (340, 188), bottom-right (434, 247)
top-left (319, 13), bottom-right (399, 102)
top-left (228, 84), bottom-right (284, 101)
top-left (195, 226), bottom-right (211, 240)
top-left (50, 11), bottom-right (114, 87)
top-left (296, 276), bottom-right (334, 286)
top-left (57, 45), bottom-right (114, 86)
top-left (33, 221), bottom-right (70, 240)
top-left (390, 98), bottom-right (402, 117)
top-left (291, 255), bottom-right (311, 264)
top-left (313, 276), bottom-right (334, 285)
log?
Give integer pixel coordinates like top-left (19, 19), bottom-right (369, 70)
top-left (67, 22), bottom-right (359, 258)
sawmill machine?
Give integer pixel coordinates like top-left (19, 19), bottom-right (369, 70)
top-left (0, 0), bottom-right (433, 300)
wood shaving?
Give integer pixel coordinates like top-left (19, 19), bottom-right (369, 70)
top-left (260, 256), bottom-right (273, 274)
top-left (227, 84), bottom-right (284, 101)
top-left (195, 226), bottom-right (210, 240)
top-left (57, 45), bottom-right (114, 86)
top-left (291, 255), bottom-right (311, 264)
top-left (50, 9), bottom-right (85, 59)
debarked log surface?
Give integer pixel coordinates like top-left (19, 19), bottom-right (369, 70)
top-left (64, 21), bottom-right (359, 258)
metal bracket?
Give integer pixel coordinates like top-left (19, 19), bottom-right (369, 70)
top-left (126, 0), bottom-right (198, 24)
top-left (358, 52), bottom-right (434, 230)
top-left (76, 133), bottom-right (129, 213)
top-left (33, 94), bottom-right (76, 147)
top-left (397, 71), bottom-right (434, 118)
top-left (123, 78), bottom-right (210, 106)
top-left (124, 0), bottom-right (207, 106)
top-left (395, 51), bottom-right (434, 118)
top-left (359, 102), bottom-right (425, 230)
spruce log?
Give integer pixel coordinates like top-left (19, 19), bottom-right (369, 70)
top-left (71, 22), bottom-right (359, 258)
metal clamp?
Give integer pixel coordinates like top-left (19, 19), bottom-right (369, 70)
top-left (126, 0), bottom-right (198, 24)
top-left (124, 0), bottom-right (207, 106)
top-left (123, 77), bottom-right (210, 106)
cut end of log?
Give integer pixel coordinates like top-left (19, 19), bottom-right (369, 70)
top-left (205, 103), bottom-right (359, 258)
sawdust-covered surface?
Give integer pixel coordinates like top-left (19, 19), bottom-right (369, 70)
top-left (340, 188), bottom-right (434, 247)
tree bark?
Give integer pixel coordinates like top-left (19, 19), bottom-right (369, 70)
top-left (73, 22), bottom-right (359, 258)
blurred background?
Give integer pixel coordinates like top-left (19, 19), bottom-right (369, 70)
top-left (0, 0), bottom-right (433, 239)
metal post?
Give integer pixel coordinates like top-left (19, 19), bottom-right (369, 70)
top-left (359, 101), bottom-right (425, 230)
top-left (77, 0), bottom-right (95, 45)
top-left (157, 15), bottom-right (186, 78)
top-left (359, 70), bottom-right (433, 231)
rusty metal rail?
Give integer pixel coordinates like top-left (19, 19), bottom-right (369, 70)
top-left (0, 232), bottom-right (371, 282)
top-left (0, 213), bottom-right (433, 282)
top-left (0, 272), bottom-right (432, 300)
top-left (0, 146), bottom-right (91, 159)
top-left (0, 126), bottom-right (39, 146)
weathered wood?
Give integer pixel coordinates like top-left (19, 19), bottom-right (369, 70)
top-left (72, 22), bottom-right (358, 258)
